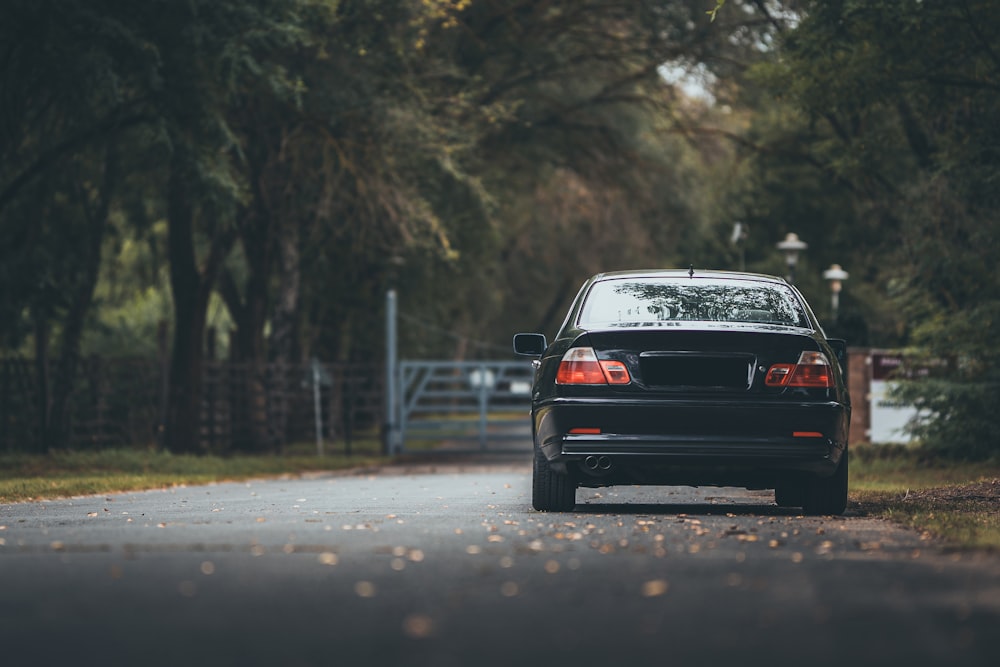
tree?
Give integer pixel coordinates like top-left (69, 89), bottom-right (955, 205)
top-left (150, 0), bottom-right (319, 453)
top-left (745, 0), bottom-right (1000, 457)
top-left (0, 1), bottom-right (158, 450)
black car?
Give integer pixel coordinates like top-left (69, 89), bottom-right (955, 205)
top-left (513, 269), bottom-right (850, 515)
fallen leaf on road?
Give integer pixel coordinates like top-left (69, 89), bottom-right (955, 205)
top-left (815, 540), bottom-right (835, 555)
top-left (354, 581), bottom-right (377, 598)
top-left (402, 614), bottom-right (436, 639)
top-left (641, 579), bottom-right (669, 597)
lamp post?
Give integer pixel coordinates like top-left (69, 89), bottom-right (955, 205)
top-left (776, 232), bottom-right (808, 284)
top-left (823, 263), bottom-right (849, 324)
top-left (731, 222), bottom-right (748, 272)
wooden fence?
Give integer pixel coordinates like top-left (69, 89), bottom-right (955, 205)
top-left (0, 358), bottom-right (383, 454)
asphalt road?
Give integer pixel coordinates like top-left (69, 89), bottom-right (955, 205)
top-left (2, 462), bottom-right (998, 667)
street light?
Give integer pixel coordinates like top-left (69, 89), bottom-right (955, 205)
top-left (731, 222), bottom-right (748, 272)
top-left (823, 263), bottom-right (849, 324)
top-left (776, 232), bottom-right (808, 284)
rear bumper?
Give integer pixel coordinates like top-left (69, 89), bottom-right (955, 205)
top-left (534, 396), bottom-right (849, 484)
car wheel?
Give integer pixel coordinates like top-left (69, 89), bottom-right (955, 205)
top-left (802, 449), bottom-right (849, 516)
top-left (532, 448), bottom-right (576, 512)
top-left (774, 478), bottom-right (804, 508)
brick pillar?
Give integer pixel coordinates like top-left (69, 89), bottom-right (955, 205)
top-left (847, 348), bottom-right (870, 444)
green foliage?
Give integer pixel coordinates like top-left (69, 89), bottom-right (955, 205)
top-left (743, 1), bottom-right (1000, 458)
top-left (0, 0), bottom-right (837, 451)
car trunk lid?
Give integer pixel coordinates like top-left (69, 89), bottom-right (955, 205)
top-left (584, 327), bottom-right (823, 395)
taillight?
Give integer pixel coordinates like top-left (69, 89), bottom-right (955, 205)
top-left (765, 351), bottom-right (834, 388)
top-left (555, 347), bottom-right (631, 385)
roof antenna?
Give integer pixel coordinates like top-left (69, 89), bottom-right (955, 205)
top-left (688, 264), bottom-right (695, 278)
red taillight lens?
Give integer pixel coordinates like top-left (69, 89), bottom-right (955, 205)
top-left (788, 364), bottom-right (833, 387)
top-left (556, 348), bottom-right (631, 385)
top-left (556, 348), bottom-right (606, 384)
top-left (600, 360), bottom-right (631, 385)
top-left (765, 364), bottom-right (795, 386)
top-left (765, 352), bottom-right (834, 388)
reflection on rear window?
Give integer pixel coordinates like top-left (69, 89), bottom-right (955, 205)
top-left (579, 279), bottom-right (809, 328)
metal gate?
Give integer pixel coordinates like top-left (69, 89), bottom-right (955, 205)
top-left (382, 290), bottom-right (534, 454)
top-left (393, 361), bottom-right (534, 454)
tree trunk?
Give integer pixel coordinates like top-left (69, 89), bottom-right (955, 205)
top-left (33, 309), bottom-right (50, 453)
top-left (269, 220), bottom-right (301, 447)
top-left (163, 147), bottom-right (232, 454)
top-left (46, 145), bottom-right (117, 450)
top-left (271, 221), bottom-right (301, 364)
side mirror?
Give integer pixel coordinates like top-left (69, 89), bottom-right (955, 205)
top-left (513, 333), bottom-right (547, 356)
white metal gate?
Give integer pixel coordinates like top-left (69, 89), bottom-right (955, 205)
top-left (382, 290), bottom-right (534, 454)
top-left (392, 361), bottom-right (533, 454)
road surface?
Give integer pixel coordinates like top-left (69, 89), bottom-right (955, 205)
top-left (2, 462), bottom-right (998, 666)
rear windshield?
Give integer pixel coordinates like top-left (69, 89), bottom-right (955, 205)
top-left (579, 278), bottom-right (810, 328)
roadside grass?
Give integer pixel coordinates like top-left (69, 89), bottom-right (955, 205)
top-left (0, 446), bottom-right (388, 504)
top-left (850, 444), bottom-right (1000, 551)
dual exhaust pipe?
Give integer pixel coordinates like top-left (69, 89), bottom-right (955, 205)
top-left (584, 455), bottom-right (612, 471)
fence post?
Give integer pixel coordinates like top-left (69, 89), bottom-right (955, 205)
top-left (1, 361), bottom-right (8, 451)
top-left (156, 320), bottom-right (169, 449)
top-left (384, 289), bottom-right (400, 455)
top-left (478, 364), bottom-right (489, 450)
top-left (312, 358), bottom-right (324, 457)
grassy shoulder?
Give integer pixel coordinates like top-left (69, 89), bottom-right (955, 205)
top-left (0, 446), bottom-right (388, 504)
top-left (2, 443), bottom-right (998, 552)
top-left (850, 445), bottom-right (1000, 551)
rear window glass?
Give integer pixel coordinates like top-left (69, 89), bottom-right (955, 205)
top-left (579, 278), bottom-right (809, 328)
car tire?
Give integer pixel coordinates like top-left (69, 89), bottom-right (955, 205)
top-left (532, 448), bottom-right (576, 512)
top-left (774, 478), bottom-right (804, 508)
top-left (802, 449), bottom-right (849, 516)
